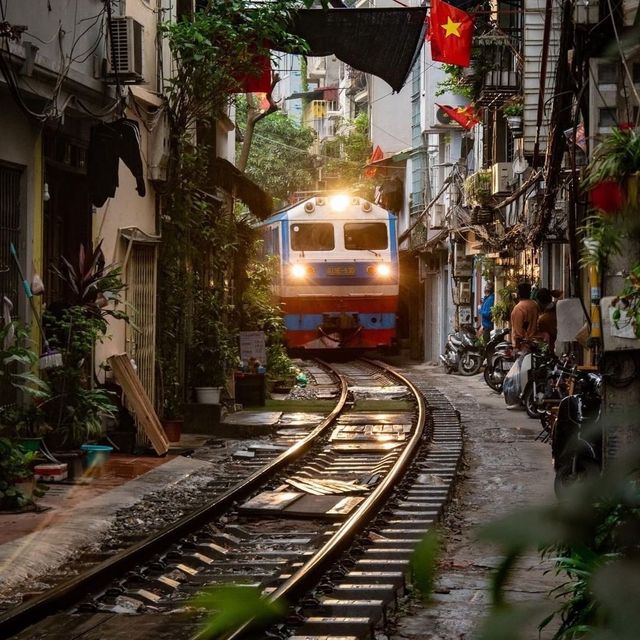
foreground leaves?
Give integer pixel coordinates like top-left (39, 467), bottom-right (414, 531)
top-left (192, 585), bottom-right (286, 638)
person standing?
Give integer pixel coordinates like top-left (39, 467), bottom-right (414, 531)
top-left (535, 287), bottom-right (558, 353)
top-left (478, 283), bottom-right (495, 344)
top-left (510, 282), bottom-right (539, 350)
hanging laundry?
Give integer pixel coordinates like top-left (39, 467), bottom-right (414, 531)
top-left (87, 118), bottom-right (146, 207)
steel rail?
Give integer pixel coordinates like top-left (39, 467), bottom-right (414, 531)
top-left (212, 359), bottom-right (427, 640)
top-left (0, 364), bottom-right (348, 640)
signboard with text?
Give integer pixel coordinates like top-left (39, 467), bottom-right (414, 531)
top-left (239, 331), bottom-right (267, 363)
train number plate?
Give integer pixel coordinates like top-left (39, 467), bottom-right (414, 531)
top-left (327, 266), bottom-right (356, 276)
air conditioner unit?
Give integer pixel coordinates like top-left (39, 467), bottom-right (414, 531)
top-left (430, 203), bottom-right (446, 228)
top-left (432, 104), bottom-right (460, 129)
top-left (491, 162), bottom-right (512, 195)
top-left (105, 16), bottom-right (144, 84)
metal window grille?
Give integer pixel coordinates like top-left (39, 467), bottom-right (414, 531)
top-left (0, 165), bottom-right (22, 310)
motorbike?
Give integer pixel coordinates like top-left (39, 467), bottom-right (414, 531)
top-left (440, 324), bottom-right (483, 376)
top-left (520, 347), bottom-right (558, 419)
top-left (482, 328), bottom-right (512, 392)
top-left (551, 367), bottom-right (603, 495)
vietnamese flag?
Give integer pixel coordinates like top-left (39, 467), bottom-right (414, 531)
top-left (232, 53), bottom-right (272, 93)
top-left (428, 0), bottom-right (474, 67)
top-left (436, 103), bottom-right (480, 129)
top-left (364, 145), bottom-right (384, 178)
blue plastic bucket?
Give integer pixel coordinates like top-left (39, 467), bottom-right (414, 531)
top-left (80, 444), bottom-right (113, 469)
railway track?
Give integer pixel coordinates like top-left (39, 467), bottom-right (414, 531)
top-left (0, 359), bottom-right (463, 640)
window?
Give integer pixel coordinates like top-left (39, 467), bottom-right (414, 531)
top-left (598, 107), bottom-right (617, 128)
top-left (597, 62), bottom-right (618, 85)
top-left (344, 223), bottom-right (388, 250)
top-left (290, 223), bottom-right (334, 251)
top-left (0, 164), bottom-right (22, 309)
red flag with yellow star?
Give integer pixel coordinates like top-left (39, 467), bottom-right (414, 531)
top-left (428, 0), bottom-right (474, 67)
top-left (436, 103), bottom-right (480, 129)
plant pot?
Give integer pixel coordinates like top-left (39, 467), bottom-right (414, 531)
top-left (13, 476), bottom-right (35, 501)
top-left (161, 418), bottom-right (183, 443)
top-left (17, 437), bottom-right (43, 453)
top-left (54, 450), bottom-right (86, 480)
top-left (506, 115), bottom-right (522, 130)
top-left (81, 444), bottom-right (113, 471)
top-left (195, 386), bottom-right (222, 404)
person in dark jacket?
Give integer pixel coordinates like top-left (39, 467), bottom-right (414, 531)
top-left (478, 283), bottom-right (495, 344)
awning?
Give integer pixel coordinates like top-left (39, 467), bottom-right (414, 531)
top-left (286, 86), bottom-right (339, 101)
top-left (281, 8), bottom-right (428, 93)
top-left (210, 158), bottom-right (273, 219)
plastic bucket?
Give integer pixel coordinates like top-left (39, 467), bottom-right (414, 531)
top-left (80, 444), bottom-right (113, 469)
top-left (195, 387), bottom-right (222, 404)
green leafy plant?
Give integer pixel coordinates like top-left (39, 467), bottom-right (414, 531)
top-left (477, 448), bottom-right (640, 640)
top-left (579, 215), bottom-right (623, 268)
top-left (0, 437), bottom-right (38, 510)
top-left (192, 585), bottom-right (285, 638)
top-left (464, 170), bottom-right (493, 206)
top-left (583, 126), bottom-right (640, 191)
top-left (502, 95), bottom-right (524, 117)
top-left (41, 245), bottom-right (127, 449)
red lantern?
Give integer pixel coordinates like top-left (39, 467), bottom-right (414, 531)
top-left (589, 180), bottom-right (625, 213)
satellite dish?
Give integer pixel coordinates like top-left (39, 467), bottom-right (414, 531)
top-left (513, 154), bottom-right (529, 175)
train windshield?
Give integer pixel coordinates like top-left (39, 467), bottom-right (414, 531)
top-left (344, 223), bottom-right (388, 250)
top-left (290, 223), bottom-right (335, 251)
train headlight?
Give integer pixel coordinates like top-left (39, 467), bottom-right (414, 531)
top-left (375, 263), bottom-right (392, 277)
top-left (329, 194), bottom-right (350, 212)
top-left (368, 263), bottom-right (392, 277)
top-left (291, 264), bottom-right (308, 279)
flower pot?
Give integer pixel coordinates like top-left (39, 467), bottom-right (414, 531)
top-left (17, 437), bottom-right (43, 453)
top-left (161, 418), bottom-right (183, 443)
top-left (195, 386), bottom-right (222, 404)
top-left (14, 476), bottom-right (35, 501)
top-left (505, 115), bottom-right (522, 130)
top-left (54, 450), bottom-right (86, 481)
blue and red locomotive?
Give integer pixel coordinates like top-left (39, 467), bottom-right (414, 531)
top-left (259, 194), bottom-right (399, 351)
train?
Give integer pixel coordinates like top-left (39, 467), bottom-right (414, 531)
top-left (259, 193), bottom-right (399, 351)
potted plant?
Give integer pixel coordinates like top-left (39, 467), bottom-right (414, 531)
top-left (159, 366), bottom-right (184, 442)
top-left (0, 437), bottom-right (42, 510)
top-left (583, 125), bottom-right (640, 214)
top-left (463, 170), bottom-right (493, 207)
top-left (190, 291), bottom-right (238, 404)
top-left (41, 243), bottom-right (126, 456)
top-left (502, 95), bottom-right (524, 131)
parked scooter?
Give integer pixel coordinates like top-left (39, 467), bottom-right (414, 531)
top-left (482, 328), bottom-right (512, 392)
top-left (440, 324), bottom-right (483, 376)
top-left (551, 368), bottom-right (603, 494)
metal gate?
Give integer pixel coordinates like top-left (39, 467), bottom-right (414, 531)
top-left (124, 240), bottom-right (158, 447)
top-left (0, 164), bottom-right (22, 312)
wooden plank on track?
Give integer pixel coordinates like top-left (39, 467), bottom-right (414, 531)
top-left (108, 353), bottom-right (169, 456)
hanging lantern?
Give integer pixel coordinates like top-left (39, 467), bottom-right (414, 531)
top-left (589, 180), bottom-right (625, 214)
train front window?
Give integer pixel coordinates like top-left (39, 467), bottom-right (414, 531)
top-left (290, 223), bottom-right (335, 251)
top-left (344, 223), bottom-right (388, 250)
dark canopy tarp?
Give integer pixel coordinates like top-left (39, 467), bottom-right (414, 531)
top-left (281, 8), bottom-right (428, 93)
top-left (211, 158), bottom-right (273, 219)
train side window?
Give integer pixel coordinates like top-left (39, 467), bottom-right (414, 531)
top-left (290, 223), bottom-right (335, 251)
top-left (344, 223), bottom-right (388, 250)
